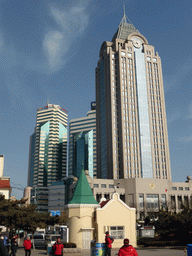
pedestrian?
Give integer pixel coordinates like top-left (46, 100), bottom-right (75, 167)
top-left (105, 231), bottom-right (114, 256)
top-left (23, 236), bottom-right (32, 256)
top-left (52, 237), bottom-right (64, 256)
top-left (9, 235), bottom-right (18, 256)
top-left (0, 238), bottom-right (9, 256)
top-left (3, 235), bottom-right (9, 253)
top-left (118, 238), bottom-right (138, 256)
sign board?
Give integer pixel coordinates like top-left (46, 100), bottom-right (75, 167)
top-left (50, 210), bottom-right (61, 216)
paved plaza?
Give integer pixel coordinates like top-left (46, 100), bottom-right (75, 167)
top-left (14, 247), bottom-right (186, 256)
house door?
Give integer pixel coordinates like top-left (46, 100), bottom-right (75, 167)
top-left (82, 230), bottom-right (91, 249)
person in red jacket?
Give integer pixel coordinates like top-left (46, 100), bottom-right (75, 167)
top-left (105, 231), bottom-right (114, 256)
top-left (52, 238), bottom-right (64, 256)
top-left (23, 236), bottom-right (32, 256)
top-left (118, 238), bottom-right (138, 256)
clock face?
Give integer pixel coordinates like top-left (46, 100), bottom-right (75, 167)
top-left (132, 38), bottom-right (142, 48)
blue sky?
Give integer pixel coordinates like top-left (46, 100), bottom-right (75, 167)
top-left (0, 0), bottom-right (191, 199)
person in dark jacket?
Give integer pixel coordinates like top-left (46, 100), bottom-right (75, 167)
top-left (3, 235), bottom-right (9, 253)
top-left (0, 238), bottom-right (9, 256)
top-left (52, 238), bottom-right (64, 256)
top-left (118, 238), bottom-right (138, 256)
top-left (23, 236), bottom-right (32, 256)
top-left (9, 235), bottom-right (18, 256)
top-left (105, 231), bottom-right (114, 256)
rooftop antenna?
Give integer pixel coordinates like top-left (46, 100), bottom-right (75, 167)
top-left (123, 4), bottom-right (126, 17)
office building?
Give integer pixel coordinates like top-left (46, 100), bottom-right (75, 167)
top-left (96, 13), bottom-right (171, 181)
top-left (28, 104), bottom-right (68, 212)
top-left (68, 103), bottom-right (96, 178)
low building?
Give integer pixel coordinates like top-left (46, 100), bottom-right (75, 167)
top-left (69, 172), bottom-right (192, 220)
top-left (65, 168), bottom-right (137, 249)
top-left (0, 178), bottom-right (11, 199)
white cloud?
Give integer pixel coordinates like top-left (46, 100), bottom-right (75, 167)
top-left (164, 59), bottom-right (192, 94)
top-left (167, 111), bottom-right (181, 124)
top-left (0, 30), bottom-right (3, 49)
top-left (43, 31), bottom-right (65, 70)
top-left (185, 102), bottom-right (192, 120)
top-left (42, 2), bottom-right (90, 72)
top-left (178, 133), bottom-right (192, 144)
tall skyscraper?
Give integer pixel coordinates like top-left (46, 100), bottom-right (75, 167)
top-left (68, 103), bottom-right (96, 178)
top-left (28, 104), bottom-right (68, 187)
top-left (96, 14), bottom-right (171, 181)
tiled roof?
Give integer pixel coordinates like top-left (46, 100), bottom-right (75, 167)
top-left (0, 180), bottom-right (11, 189)
top-left (68, 166), bottom-right (98, 205)
top-left (100, 199), bottom-right (110, 208)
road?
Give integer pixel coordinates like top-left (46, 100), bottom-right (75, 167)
top-left (15, 247), bottom-right (186, 256)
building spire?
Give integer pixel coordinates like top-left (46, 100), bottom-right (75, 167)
top-left (112, 7), bottom-right (140, 41)
top-left (123, 4), bottom-right (126, 18)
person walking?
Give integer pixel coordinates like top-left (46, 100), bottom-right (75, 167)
top-left (105, 231), bottom-right (114, 256)
top-left (3, 235), bottom-right (9, 253)
top-left (23, 236), bottom-right (32, 256)
top-left (118, 238), bottom-right (138, 256)
top-left (52, 238), bottom-right (64, 256)
top-left (0, 238), bottom-right (9, 256)
top-left (9, 235), bottom-right (18, 256)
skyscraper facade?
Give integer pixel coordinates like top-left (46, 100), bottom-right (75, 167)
top-left (28, 104), bottom-right (68, 188)
top-left (68, 104), bottom-right (96, 178)
top-left (96, 15), bottom-right (171, 181)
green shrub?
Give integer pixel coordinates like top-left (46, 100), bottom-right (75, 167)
top-left (63, 242), bottom-right (77, 248)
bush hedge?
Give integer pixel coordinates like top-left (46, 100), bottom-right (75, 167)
top-left (63, 242), bottom-right (77, 248)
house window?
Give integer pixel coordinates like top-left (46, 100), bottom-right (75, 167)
top-left (93, 184), bottom-right (99, 188)
top-left (109, 184), bottom-right (114, 188)
top-left (110, 226), bottom-right (124, 239)
top-left (101, 184), bottom-right (106, 188)
top-left (185, 187), bottom-right (189, 191)
top-left (172, 187), bottom-right (177, 190)
top-left (179, 187), bottom-right (183, 191)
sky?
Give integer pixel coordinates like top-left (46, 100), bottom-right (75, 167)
top-left (0, 0), bottom-right (192, 199)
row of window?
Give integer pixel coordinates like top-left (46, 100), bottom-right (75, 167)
top-left (172, 186), bottom-right (189, 191)
top-left (93, 184), bottom-right (114, 188)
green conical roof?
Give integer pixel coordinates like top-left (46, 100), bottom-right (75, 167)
top-left (68, 166), bottom-right (98, 205)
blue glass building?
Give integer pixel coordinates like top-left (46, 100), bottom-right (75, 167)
top-left (68, 107), bottom-right (96, 178)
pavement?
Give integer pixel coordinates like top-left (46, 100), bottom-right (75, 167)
top-left (14, 247), bottom-right (187, 256)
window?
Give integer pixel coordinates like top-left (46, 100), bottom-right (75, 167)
top-left (93, 184), bottom-right (99, 188)
top-left (109, 184), bottom-right (114, 188)
top-left (171, 195), bottom-right (176, 209)
top-left (161, 194), bottom-right (166, 209)
top-left (184, 196), bottom-right (189, 207)
top-left (172, 187), bottom-right (177, 190)
top-left (146, 194), bottom-right (159, 209)
top-left (185, 187), bottom-right (189, 191)
top-left (139, 194), bottom-right (144, 209)
top-left (101, 184), bottom-right (106, 188)
top-left (178, 196), bottom-right (182, 209)
top-left (179, 187), bottom-right (183, 191)
top-left (110, 226), bottom-right (124, 239)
